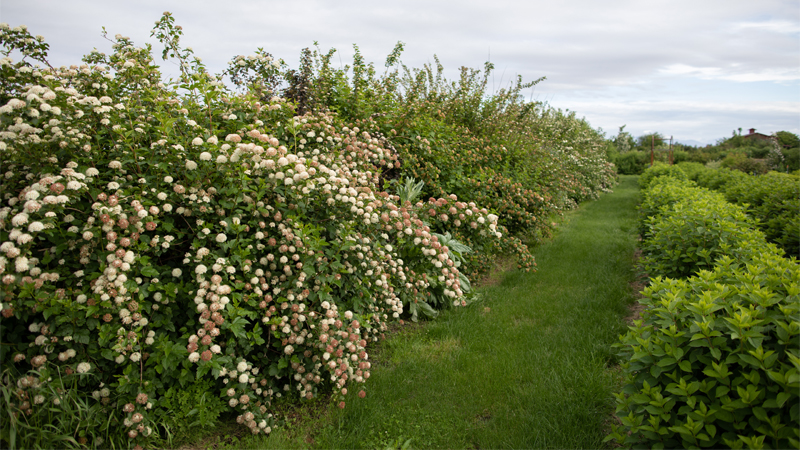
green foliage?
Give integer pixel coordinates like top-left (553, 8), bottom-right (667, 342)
top-left (722, 152), bottom-right (768, 175)
top-left (672, 150), bottom-right (688, 164)
top-left (267, 41), bottom-right (616, 277)
top-left (0, 368), bottom-right (127, 450)
top-left (640, 196), bottom-right (769, 279)
top-left (673, 162), bottom-right (706, 181)
top-left (0, 16), bottom-right (510, 448)
top-left (683, 164), bottom-right (800, 257)
top-left (614, 151), bottom-right (649, 175)
top-left (609, 173), bottom-right (800, 448)
top-left (607, 252), bottom-right (800, 449)
top-left (663, 130), bottom-right (800, 170)
top-left (394, 177), bottom-right (425, 206)
top-left (637, 173), bottom-right (775, 279)
top-left (0, 14), bottom-right (618, 449)
top-left (636, 132), bottom-right (665, 148)
top-left (775, 131), bottom-right (799, 149)
top-left (636, 177), bottom-right (698, 237)
top-left (153, 378), bottom-right (228, 444)
top-left (638, 162), bottom-right (687, 190)
top-left (721, 171), bottom-right (800, 256)
top-left (780, 146), bottom-right (799, 171)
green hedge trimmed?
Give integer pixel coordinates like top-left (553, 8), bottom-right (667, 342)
top-left (607, 252), bottom-right (800, 449)
top-left (639, 188), bottom-right (769, 279)
top-left (638, 162), bottom-right (689, 190)
top-left (607, 170), bottom-right (800, 449)
top-left (679, 163), bottom-right (800, 257)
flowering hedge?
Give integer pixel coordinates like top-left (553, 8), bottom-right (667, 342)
top-left (1, 14), bottom-right (618, 448)
top-left (274, 45), bottom-right (617, 276)
top-left (0, 17), bottom-right (511, 449)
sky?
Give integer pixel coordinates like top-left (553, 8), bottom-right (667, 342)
top-left (2, 0), bottom-right (798, 145)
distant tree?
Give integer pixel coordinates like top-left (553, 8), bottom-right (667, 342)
top-left (615, 125), bottom-right (634, 152)
top-left (776, 131), bottom-right (800, 149)
top-left (636, 132), bottom-right (665, 148)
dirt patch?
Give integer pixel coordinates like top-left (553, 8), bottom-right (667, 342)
top-left (177, 424), bottom-right (248, 450)
top-left (366, 319), bottom-right (426, 368)
top-left (474, 409), bottom-right (492, 424)
top-left (625, 248), bottom-right (650, 325)
top-left (474, 255), bottom-right (517, 288)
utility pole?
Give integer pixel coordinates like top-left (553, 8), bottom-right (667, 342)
top-left (651, 135), bottom-right (654, 166)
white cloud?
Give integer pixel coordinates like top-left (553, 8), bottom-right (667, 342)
top-left (659, 64), bottom-right (800, 82)
top-left (2, 0), bottom-right (798, 142)
top-left (734, 20), bottom-right (800, 34)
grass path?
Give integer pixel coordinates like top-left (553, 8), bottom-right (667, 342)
top-left (218, 175), bottom-right (642, 449)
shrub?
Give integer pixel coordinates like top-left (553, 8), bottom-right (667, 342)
top-left (606, 251), bottom-right (800, 449)
top-left (0, 16), bottom-right (510, 448)
top-left (609, 173), bottom-right (800, 448)
top-left (781, 147), bottom-right (799, 172)
top-left (152, 378), bottom-right (228, 444)
top-left (690, 167), bottom-right (800, 257)
top-left (639, 189), bottom-right (766, 279)
top-left (635, 176), bottom-right (697, 234)
top-left (721, 153), bottom-right (768, 175)
top-left (614, 151), bottom-right (649, 175)
top-left (272, 44), bottom-right (616, 254)
top-left (722, 172), bottom-right (800, 257)
top-left (674, 162), bottom-right (706, 182)
top-left (638, 163), bottom-right (687, 190)
top-left (0, 14), bottom-right (618, 448)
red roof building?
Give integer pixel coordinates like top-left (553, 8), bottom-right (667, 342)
top-left (742, 128), bottom-right (773, 142)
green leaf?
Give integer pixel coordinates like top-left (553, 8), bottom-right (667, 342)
top-left (776, 392), bottom-right (791, 408)
top-left (738, 353), bottom-right (761, 368)
top-left (752, 407), bottom-right (768, 422)
top-left (74, 328), bottom-right (91, 344)
top-left (417, 301), bottom-right (439, 319)
top-left (141, 266), bottom-right (159, 277)
top-left (658, 357), bottom-right (678, 368)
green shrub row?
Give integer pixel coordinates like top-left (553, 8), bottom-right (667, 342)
top-left (607, 172), bottom-right (800, 449)
top-left (677, 163), bottom-right (800, 257)
top-left (638, 174), bottom-right (773, 280)
top-left (638, 162), bottom-right (689, 190)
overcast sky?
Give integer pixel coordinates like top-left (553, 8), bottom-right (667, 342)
top-left (2, 0), bottom-right (798, 145)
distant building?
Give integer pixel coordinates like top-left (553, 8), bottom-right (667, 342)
top-left (743, 128), bottom-right (773, 142)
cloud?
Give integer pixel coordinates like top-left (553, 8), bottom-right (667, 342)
top-left (659, 64), bottom-right (800, 82)
top-left (2, 0), bottom-right (798, 143)
top-left (553, 99), bottom-right (800, 143)
top-left (734, 19), bottom-right (800, 34)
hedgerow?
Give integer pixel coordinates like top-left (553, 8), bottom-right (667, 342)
top-left (637, 162), bottom-right (688, 190)
top-left (681, 163), bottom-right (799, 257)
top-left (274, 45), bottom-right (617, 275)
top-left (0, 14), bottom-right (615, 449)
top-left (607, 172), bottom-right (800, 449)
top-left (638, 177), bottom-right (767, 279)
